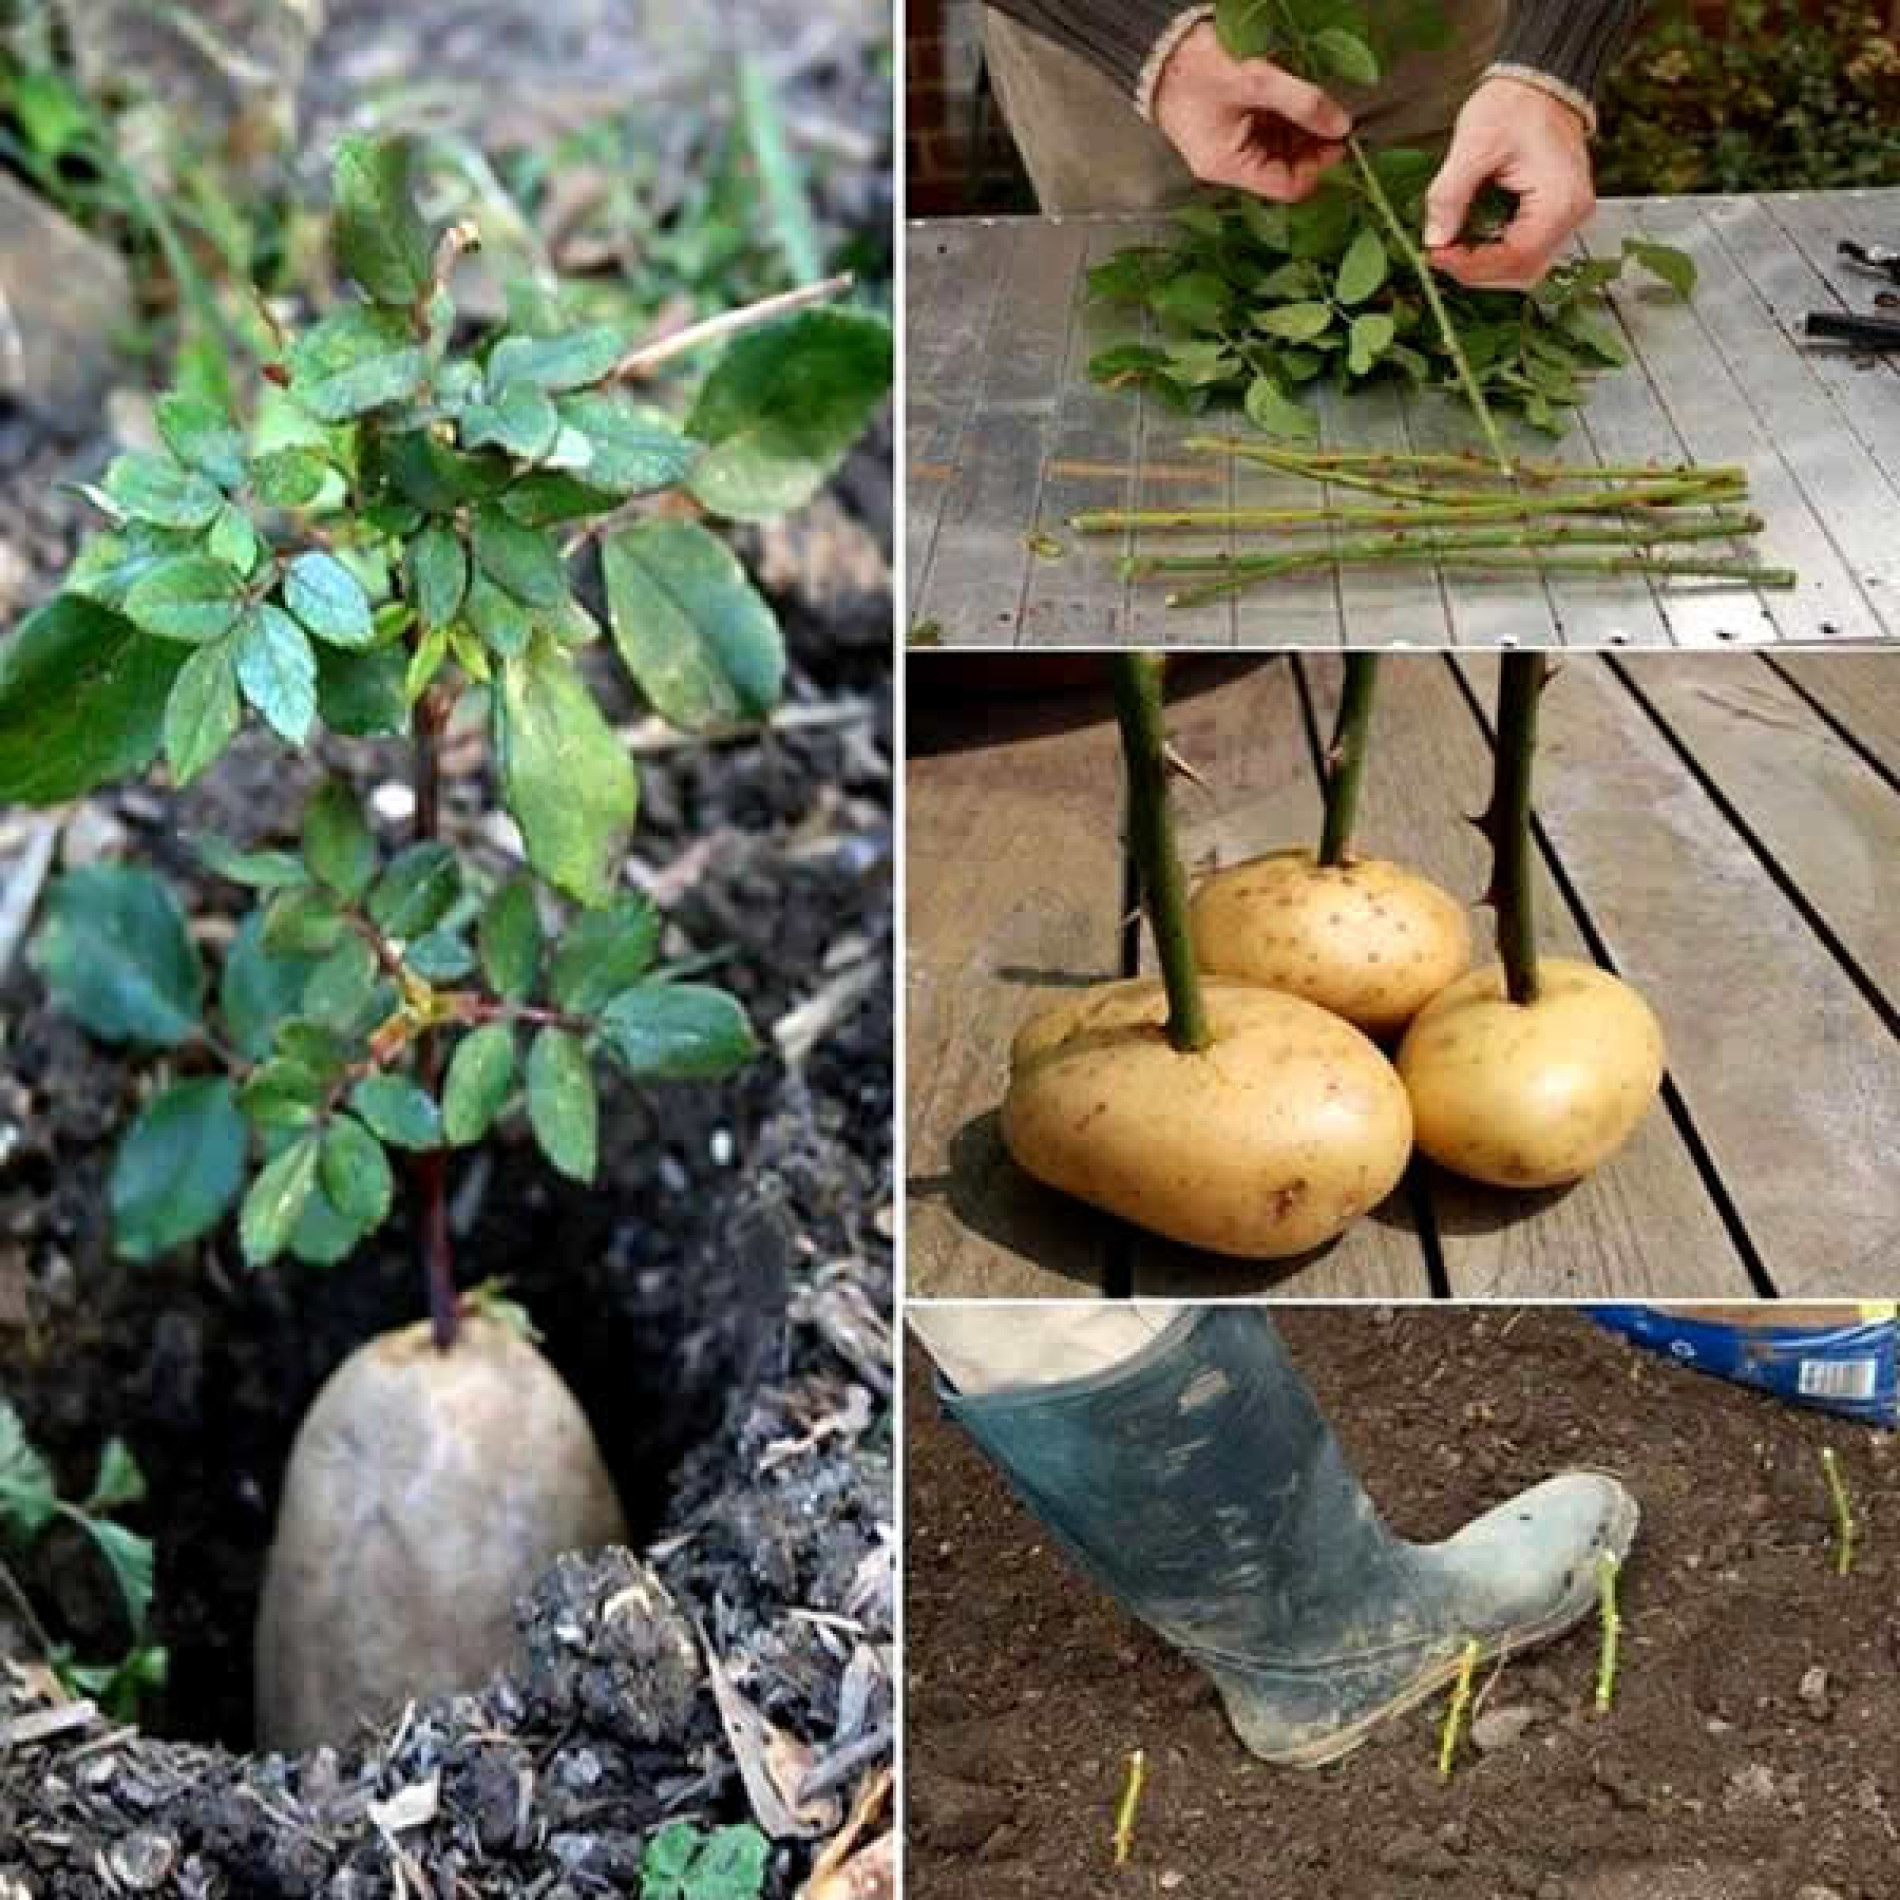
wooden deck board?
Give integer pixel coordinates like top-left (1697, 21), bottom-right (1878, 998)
top-left (902, 651), bottom-right (1900, 1299)
top-left (905, 191), bottom-right (1900, 648)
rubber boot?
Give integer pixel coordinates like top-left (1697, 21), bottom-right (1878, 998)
top-left (940, 1308), bottom-right (1637, 1767)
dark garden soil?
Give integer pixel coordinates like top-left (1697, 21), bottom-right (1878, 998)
top-left (906, 1307), bottom-right (1900, 1900)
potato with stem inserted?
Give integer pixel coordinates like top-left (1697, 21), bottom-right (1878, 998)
top-left (1002, 656), bottom-right (1413, 1259)
top-left (1190, 657), bottom-right (1470, 1037)
top-left (1395, 657), bottom-right (1663, 1188)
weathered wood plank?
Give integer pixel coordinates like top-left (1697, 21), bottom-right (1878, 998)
top-left (906, 220), bottom-right (1014, 626)
top-left (903, 668), bottom-right (1126, 1296)
top-left (1336, 656), bottom-right (1755, 1297)
top-left (1467, 652), bottom-right (1900, 1295)
top-left (1587, 199), bottom-right (1889, 644)
top-left (1129, 657), bottom-right (1435, 1296)
top-left (1770, 654), bottom-right (1900, 779)
top-left (1016, 224), bottom-right (1147, 647)
top-left (1763, 191), bottom-right (1900, 388)
top-left (1614, 654), bottom-right (1900, 1007)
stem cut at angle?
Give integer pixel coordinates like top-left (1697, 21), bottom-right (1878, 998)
top-left (1188, 658), bottom-right (1473, 1037)
top-left (1396, 656), bottom-right (1665, 1188)
top-left (999, 656), bottom-right (1413, 1259)
top-left (1821, 1447), bottom-right (1856, 1577)
top-left (1113, 1748), bottom-right (1147, 1866)
top-left (1437, 1637), bottom-right (1481, 1779)
top-left (1595, 1552), bottom-right (1621, 1713)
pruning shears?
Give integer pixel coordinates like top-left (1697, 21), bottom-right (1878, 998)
top-left (1801, 239), bottom-right (1900, 353)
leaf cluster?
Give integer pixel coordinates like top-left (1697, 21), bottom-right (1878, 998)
top-left (0, 134), bottom-right (890, 1270)
top-left (641, 1821), bottom-right (770, 1900)
top-left (1085, 157), bottom-right (1696, 439)
top-left (0, 1400), bottom-right (167, 1720)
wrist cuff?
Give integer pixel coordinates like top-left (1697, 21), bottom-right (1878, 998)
top-left (1135, 4), bottom-right (1216, 120)
top-left (1481, 62), bottom-right (1598, 135)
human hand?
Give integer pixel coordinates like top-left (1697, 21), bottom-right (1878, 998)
top-left (1151, 22), bottom-right (1352, 202)
top-left (1423, 76), bottom-right (1597, 289)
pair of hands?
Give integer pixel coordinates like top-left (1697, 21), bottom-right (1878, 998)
top-left (1152, 22), bottom-right (1595, 289)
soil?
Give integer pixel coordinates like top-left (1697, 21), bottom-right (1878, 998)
top-left (0, 4), bottom-right (893, 1882)
top-left (905, 1307), bottom-right (1900, 1900)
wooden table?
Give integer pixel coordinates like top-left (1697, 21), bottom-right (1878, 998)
top-left (907, 191), bottom-right (1900, 648)
top-left (904, 651), bottom-right (1900, 1298)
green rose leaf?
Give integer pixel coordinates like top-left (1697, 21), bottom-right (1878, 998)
top-left (443, 1022), bottom-right (517, 1145)
top-left (487, 325), bottom-right (629, 394)
top-left (109, 1077), bottom-right (247, 1261)
top-left (316, 642), bottom-right (408, 737)
top-left (497, 472), bottom-right (619, 528)
top-left (249, 446), bottom-right (331, 509)
top-left (219, 911), bottom-right (321, 1060)
top-left (239, 1133), bottom-right (322, 1266)
top-left (302, 777), bottom-right (378, 900)
top-left (284, 550), bottom-right (374, 649)
top-left (686, 307), bottom-right (892, 521)
top-left (601, 519), bottom-right (783, 731)
top-left (288, 306), bottom-right (428, 422)
top-left (472, 504), bottom-right (567, 609)
top-left (478, 878), bottom-right (543, 1002)
top-left (598, 982), bottom-right (756, 1081)
top-left (125, 555), bottom-right (248, 644)
top-left (235, 605), bottom-right (318, 743)
top-left (348, 1074), bottom-right (442, 1150)
top-left (319, 1113), bottom-right (394, 1230)
top-left (332, 134), bottom-right (433, 306)
top-left (163, 641), bottom-right (242, 784)
top-left (262, 885), bottom-right (347, 957)
top-left (551, 390), bottom-right (698, 496)
top-left (208, 504), bottom-right (261, 576)
top-left (462, 381), bottom-right (560, 460)
top-left (0, 596), bottom-right (185, 803)
top-left (288, 1188), bottom-right (366, 1266)
top-left (1312, 25), bottom-right (1380, 84)
top-left (1256, 301), bottom-right (1336, 342)
top-left (1336, 226), bottom-right (1389, 306)
top-left (300, 934), bottom-right (382, 1033)
top-left (494, 633), bottom-right (639, 909)
top-left (1244, 374), bottom-right (1319, 441)
top-left (30, 865), bottom-right (204, 1046)
top-left (547, 894), bottom-right (659, 1013)
top-left (195, 835), bottom-right (308, 889)
top-left (465, 573), bottom-right (534, 656)
top-left (1348, 310), bottom-right (1397, 375)
top-left (1215, 0), bottom-right (1278, 59)
top-left (103, 451), bottom-right (223, 530)
top-left (1623, 237), bottom-right (1697, 300)
top-left (525, 1026), bottom-right (596, 1182)
top-left (368, 840), bottom-right (460, 939)
top-left (156, 395), bottom-right (246, 489)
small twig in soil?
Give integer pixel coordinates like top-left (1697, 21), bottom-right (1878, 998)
top-left (1112, 1747), bottom-right (1147, 1865)
top-left (1821, 1446), bottom-right (1857, 1577)
top-left (1595, 1552), bottom-right (1622, 1714)
top-left (612, 271), bottom-right (854, 379)
top-left (1438, 1638), bottom-right (1482, 1779)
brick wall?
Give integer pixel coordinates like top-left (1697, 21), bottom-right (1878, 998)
top-left (905, 0), bottom-right (1033, 215)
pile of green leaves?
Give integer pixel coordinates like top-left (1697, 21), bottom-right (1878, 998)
top-left (1084, 160), bottom-right (1693, 439)
top-left (1085, 0), bottom-right (1696, 440)
top-left (0, 1401), bottom-right (166, 1719)
top-left (0, 134), bottom-right (890, 1269)
top-left (1597, 0), bottom-right (1900, 195)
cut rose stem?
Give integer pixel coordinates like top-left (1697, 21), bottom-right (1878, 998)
top-left (412, 686), bottom-right (459, 1353)
top-left (1075, 482), bottom-right (1746, 534)
top-left (1482, 653), bottom-right (1549, 1008)
top-left (1129, 514), bottom-right (1764, 574)
top-left (1166, 547), bottom-right (1795, 607)
top-left (1187, 438), bottom-right (1747, 490)
top-left (1347, 136), bottom-right (1514, 476)
top-left (1108, 653), bottom-right (1212, 1054)
top-left (1318, 655), bottom-right (1379, 868)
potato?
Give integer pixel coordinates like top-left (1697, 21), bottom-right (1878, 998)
top-left (1190, 849), bottom-right (1471, 1038)
top-left (255, 1315), bottom-right (627, 1751)
top-left (1002, 975), bottom-right (1413, 1258)
top-left (1396, 957), bottom-right (1664, 1188)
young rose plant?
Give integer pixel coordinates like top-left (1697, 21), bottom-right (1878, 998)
top-left (0, 134), bottom-right (890, 1745)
